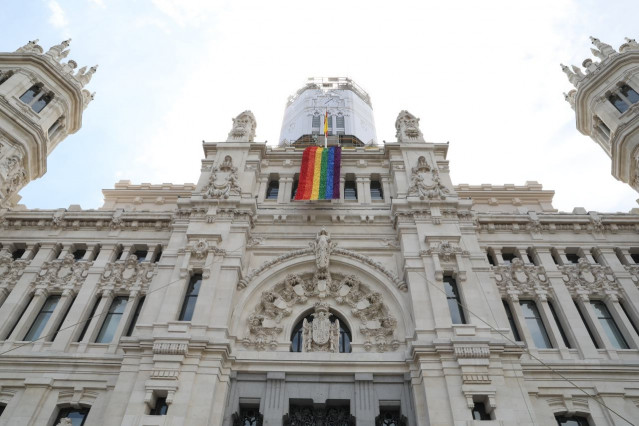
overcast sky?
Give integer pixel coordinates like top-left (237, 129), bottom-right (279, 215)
top-left (3, 0), bottom-right (638, 212)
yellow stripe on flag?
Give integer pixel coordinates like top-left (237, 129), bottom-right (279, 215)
top-left (310, 147), bottom-right (323, 200)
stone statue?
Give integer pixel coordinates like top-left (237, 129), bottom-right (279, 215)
top-left (227, 110), bottom-right (257, 142)
top-left (16, 39), bottom-right (43, 54)
top-left (46, 39), bottom-right (71, 62)
top-left (561, 64), bottom-right (581, 87)
top-left (76, 65), bottom-right (98, 87)
top-left (310, 228), bottom-right (335, 273)
top-left (590, 36), bottom-right (616, 59)
top-left (395, 110), bottom-right (424, 142)
top-left (620, 37), bottom-right (639, 53)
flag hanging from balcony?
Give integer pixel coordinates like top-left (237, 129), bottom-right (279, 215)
top-left (294, 146), bottom-right (341, 200)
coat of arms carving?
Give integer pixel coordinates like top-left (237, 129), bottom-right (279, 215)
top-left (203, 155), bottom-right (240, 199)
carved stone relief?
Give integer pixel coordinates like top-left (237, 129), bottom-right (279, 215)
top-left (493, 258), bottom-right (550, 301)
top-left (301, 301), bottom-right (340, 352)
top-left (242, 230), bottom-right (400, 352)
top-left (33, 254), bottom-right (92, 294)
top-left (203, 156), bottom-right (240, 199)
top-left (227, 110), bottom-right (257, 142)
top-left (0, 250), bottom-right (28, 293)
top-left (408, 156), bottom-right (450, 200)
top-left (423, 240), bottom-right (469, 263)
top-left (98, 254), bottom-right (156, 294)
top-left (395, 110), bottom-right (424, 143)
top-left (560, 258), bottom-right (620, 300)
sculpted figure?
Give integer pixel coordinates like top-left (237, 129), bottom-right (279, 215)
top-left (227, 110), bottom-right (257, 142)
top-left (395, 110), bottom-right (424, 142)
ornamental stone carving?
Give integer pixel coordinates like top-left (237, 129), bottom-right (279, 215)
top-left (626, 265), bottom-right (639, 287)
top-left (34, 254), bottom-right (92, 294)
top-left (493, 258), bottom-right (550, 301)
top-left (423, 240), bottom-right (469, 263)
top-left (302, 302), bottom-right (340, 352)
top-left (227, 110), bottom-right (257, 142)
top-left (243, 271), bottom-right (399, 352)
top-left (16, 39), bottom-right (43, 54)
top-left (186, 239), bottom-right (224, 261)
top-left (408, 157), bottom-right (450, 200)
top-left (98, 254), bottom-right (156, 294)
top-left (560, 258), bottom-right (620, 300)
top-left (395, 110), bottom-right (424, 143)
top-left (238, 230), bottom-right (406, 291)
top-left (203, 156), bottom-right (240, 199)
top-left (0, 250), bottom-right (28, 292)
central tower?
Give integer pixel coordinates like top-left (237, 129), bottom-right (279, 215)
top-left (279, 77), bottom-right (377, 147)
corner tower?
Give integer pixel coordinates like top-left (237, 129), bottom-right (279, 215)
top-left (279, 77), bottom-right (377, 147)
top-left (0, 39), bottom-right (96, 207)
top-left (562, 36), bottom-right (639, 192)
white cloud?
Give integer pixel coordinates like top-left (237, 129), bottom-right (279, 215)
top-left (88, 0), bottom-right (106, 8)
top-left (47, 0), bottom-right (68, 29)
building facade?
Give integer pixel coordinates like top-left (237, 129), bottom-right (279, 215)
top-left (0, 41), bottom-right (638, 426)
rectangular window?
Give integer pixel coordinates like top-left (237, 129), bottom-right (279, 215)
top-left (631, 252), bottom-right (639, 264)
top-left (11, 248), bottom-right (25, 260)
top-left (370, 180), bottom-right (383, 200)
top-left (266, 180), bottom-right (279, 200)
top-left (24, 295), bottom-right (60, 341)
top-left (178, 274), bottom-right (202, 321)
top-left (472, 402), bottom-right (491, 420)
top-left (574, 300), bottom-right (599, 349)
top-left (591, 300), bottom-right (629, 349)
top-left (565, 253), bottom-right (580, 264)
top-left (51, 297), bottom-right (74, 341)
top-left (72, 249), bottom-right (86, 261)
top-left (344, 178), bottom-right (357, 200)
top-left (621, 84), bottom-right (639, 104)
top-left (501, 252), bottom-right (516, 264)
top-left (77, 298), bottom-right (100, 342)
top-left (336, 115), bottom-right (345, 128)
top-left (95, 296), bottom-right (128, 343)
top-left (149, 397), bottom-right (169, 416)
top-left (133, 249), bottom-right (148, 262)
top-left (312, 115), bottom-right (320, 128)
top-left (125, 296), bottom-right (145, 337)
top-left (619, 301), bottom-right (639, 336)
top-left (486, 251), bottom-right (496, 266)
top-left (609, 94), bottom-right (629, 113)
top-left (519, 300), bottom-right (552, 348)
top-left (55, 407), bottom-right (90, 426)
top-left (444, 276), bottom-right (466, 324)
top-left (549, 301), bottom-right (571, 348)
top-left (503, 299), bottom-right (521, 341)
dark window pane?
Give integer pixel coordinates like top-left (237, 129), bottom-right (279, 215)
top-left (178, 274), bottom-right (202, 321)
top-left (73, 249), bottom-right (86, 260)
top-left (609, 94), bottom-right (629, 113)
top-left (24, 295), bottom-right (60, 341)
top-left (503, 300), bottom-right (521, 341)
top-left (444, 277), bottom-right (466, 324)
top-left (149, 397), bottom-right (168, 415)
top-left (520, 300), bottom-right (552, 348)
top-left (235, 405), bottom-right (262, 426)
top-left (574, 300), bottom-right (599, 349)
top-left (502, 252), bottom-right (516, 264)
top-left (549, 302), bottom-right (571, 348)
top-left (133, 250), bottom-right (148, 262)
top-left (55, 407), bottom-right (89, 426)
top-left (266, 180), bottom-right (279, 199)
top-left (12, 248), bottom-right (25, 260)
top-left (591, 301), bottom-right (629, 349)
top-left (95, 297), bottom-right (128, 343)
top-left (631, 253), bottom-right (639, 264)
top-left (370, 180), bottom-right (383, 200)
top-left (556, 415), bottom-right (590, 426)
top-left (51, 297), bottom-right (74, 341)
top-left (565, 253), bottom-right (580, 264)
top-left (126, 296), bottom-right (145, 337)
top-left (32, 93), bottom-right (53, 113)
top-left (336, 115), bottom-right (345, 128)
top-left (291, 179), bottom-right (299, 200)
top-left (486, 252), bottom-right (496, 266)
top-left (153, 250), bottom-right (162, 263)
top-left (19, 85), bottom-right (40, 104)
top-left (621, 84), bottom-right (639, 104)
top-left (312, 115), bottom-right (320, 128)
top-left (344, 180), bottom-right (357, 200)
top-left (472, 402), bottom-right (491, 420)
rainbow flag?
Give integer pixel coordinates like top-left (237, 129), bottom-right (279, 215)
top-left (294, 146), bottom-right (341, 200)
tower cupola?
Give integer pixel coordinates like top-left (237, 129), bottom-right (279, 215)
top-left (0, 39), bottom-right (97, 207)
top-left (562, 36), bottom-right (639, 192)
top-left (279, 77), bottom-right (377, 147)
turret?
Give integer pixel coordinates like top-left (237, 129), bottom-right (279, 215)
top-left (0, 39), bottom-right (96, 207)
top-left (562, 36), bottom-right (639, 192)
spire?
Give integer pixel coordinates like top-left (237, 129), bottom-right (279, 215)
top-left (590, 36), bottom-right (616, 60)
top-left (620, 37), bottom-right (639, 53)
top-left (571, 65), bottom-right (585, 79)
top-left (46, 39), bottom-right (72, 62)
top-left (76, 65), bottom-right (98, 87)
top-left (561, 64), bottom-right (580, 87)
top-left (563, 90), bottom-right (576, 110)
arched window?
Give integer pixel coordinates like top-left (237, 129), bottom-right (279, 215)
top-left (290, 311), bottom-right (352, 353)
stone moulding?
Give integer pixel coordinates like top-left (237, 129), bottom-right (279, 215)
top-left (493, 259), bottom-right (550, 300)
top-left (98, 254), bottom-right (157, 294)
top-left (0, 251), bottom-right (28, 290)
top-left (33, 254), bottom-right (92, 294)
top-left (238, 246), bottom-right (407, 292)
top-left (152, 342), bottom-right (188, 355)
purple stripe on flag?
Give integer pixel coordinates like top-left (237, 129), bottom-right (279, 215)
top-left (332, 147), bottom-right (341, 198)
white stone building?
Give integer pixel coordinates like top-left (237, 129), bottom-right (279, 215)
top-left (0, 39), bottom-right (638, 426)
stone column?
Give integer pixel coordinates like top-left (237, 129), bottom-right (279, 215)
top-left (279, 176), bottom-right (293, 204)
top-left (338, 177), bottom-right (345, 203)
top-left (381, 176), bottom-right (392, 203)
top-left (257, 177), bottom-right (269, 203)
top-left (356, 177), bottom-right (366, 204)
top-left (576, 296), bottom-right (616, 358)
top-left (354, 373), bottom-right (376, 423)
top-left (106, 291), bottom-right (140, 353)
top-left (262, 372), bottom-right (286, 425)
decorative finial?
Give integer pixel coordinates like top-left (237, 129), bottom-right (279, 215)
top-left (564, 90), bottom-right (576, 110)
top-left (15, 39), bottom-right (43, 54)
top-left (620, 37), bottom-right (639, 53)
top-left (571, 65), bottom-right (585, 79)
top-left (560, 64), bottom-right (580, 87)
top-left (589, 36), bottom-right (616, 59)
